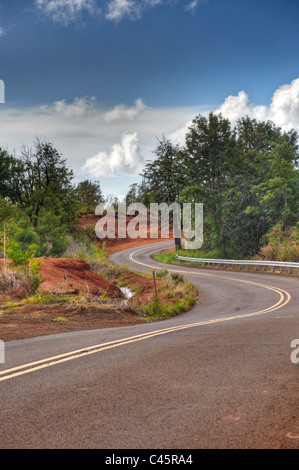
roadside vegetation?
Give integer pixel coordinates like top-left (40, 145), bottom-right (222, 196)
top-left (64, 236), bottom-right (198, 320)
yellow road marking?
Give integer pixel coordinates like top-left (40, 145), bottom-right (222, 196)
top-left (286, 432), bottom-right (299, 439)
top-left (0, 243), bottom-right (291, 383)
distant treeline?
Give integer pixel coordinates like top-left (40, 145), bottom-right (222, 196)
top-left (126, 113), bottom-right (299, 259)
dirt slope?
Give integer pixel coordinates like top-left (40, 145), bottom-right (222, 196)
top-left (38, 257), bottom-right (121, 297)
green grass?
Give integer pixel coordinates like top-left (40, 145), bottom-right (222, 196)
top-left (142, 295), bottom-right (196, 320)
top-left (153, 250), bottom-right (202, 267)
top-left (131, 274), bottom-right (197, 320)
top-left (2, 291), bottom-right (85, 311)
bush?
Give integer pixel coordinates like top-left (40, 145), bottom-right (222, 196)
top-left (259, 223), bottom-right (299, 261)
top-left (170, 272), bottom-right (185, 285)
top-left (156, 268), bottom-right (168, 278)
top-left (0, 262), bottom-right (43, 297)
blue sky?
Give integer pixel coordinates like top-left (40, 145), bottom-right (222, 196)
top-left (1, 0), bottom-right (299, 199)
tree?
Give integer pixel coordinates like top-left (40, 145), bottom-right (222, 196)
top-left (125, 183), bottom-right (139, 206)
top-left (141, 136), bottom-right (185, 249)
top-left (7, 138), bottom-right (82, 226)
top-left (0, 149), bottom-right (20, 200)
top-left (225, 117), bottom-right (299, 256)
top-left (142, 136), bottom-right (183, 204)
top-left (77, 180), bottom-right (105, 213)
top-left (182, 113), bottom-right (237, 257)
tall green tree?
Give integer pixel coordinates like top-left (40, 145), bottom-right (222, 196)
top-left (7, 139), bottom-right (82, 226)
top-left (77, 179), bottom-right (105, 213)
top-left (181, 113), bottom-right (237, 256)
top-left (224, 117), bottom-right (299, 256)
top-left (142, 136), bottom-right (183, 204)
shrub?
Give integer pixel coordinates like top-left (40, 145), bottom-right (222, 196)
top-left (156, 268), bottom-right (168, 278)
top-left (259, 223), bottom-right (299, 261)
top-left (0, 263), bottom-right (43, 297)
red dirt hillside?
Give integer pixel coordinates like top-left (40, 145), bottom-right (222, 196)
top-left (38, 258), bottom-right (121, 298)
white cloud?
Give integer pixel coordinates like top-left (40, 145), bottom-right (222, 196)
top-left (269, 79), bottom-right (299, 129)
top-left (104, 0), bottom-right (163, 22)
top-left (105, 98), bottom-right (148, 122)
top-left (41, 96), bottom-right (97, 117)
top-left (169, 119), bottom-right (193, 146)
top-left (185, 1), bottom-right (199, 12)
top-left (35, 0), bottom-right (100, 25)
top-left (105, 0), bottom-right (141, 22)
top-left (215, 78), bottom-right (299, 132)
top-left (82, 132), bottom-right (144, 176)
top-left (0, 26), bottom-right (6, 37)
top-left (185, 0), bottom-right (209, 13)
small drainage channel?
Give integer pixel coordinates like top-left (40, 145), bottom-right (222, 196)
top-left (120, 287), bottom-right (135, 305)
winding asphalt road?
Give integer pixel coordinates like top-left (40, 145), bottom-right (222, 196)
top-left (0, 240), bottom-right (299, 449)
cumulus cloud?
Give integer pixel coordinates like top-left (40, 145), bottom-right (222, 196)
top-left (215, 78), bottom-right (299, 132)
top-left (269, 79), bottom-right (299, 129)
top-left (82, 132), bottom-right (144, 176)
top-left (105, 98), bottom-right (148, 122)
top-left (40, 96), bottom-right (97, 117)
top-left (35, 0), bottom-right (100, 25)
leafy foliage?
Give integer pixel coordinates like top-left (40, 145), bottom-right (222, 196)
top-left (0, 138), bottom-right (107, 268)
top-left (77, 179), bottom-right (105, 213)
top-left (141, 114), bottom-right (299, 259)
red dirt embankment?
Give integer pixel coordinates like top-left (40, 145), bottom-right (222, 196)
top-left (38, 257), bottom-right (122, 298)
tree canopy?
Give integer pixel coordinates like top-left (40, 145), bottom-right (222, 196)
top-left (139, 113), bottom-right (299, 258)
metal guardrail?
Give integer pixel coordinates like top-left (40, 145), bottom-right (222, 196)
top-left (175, 254), bottom-right (299, 274)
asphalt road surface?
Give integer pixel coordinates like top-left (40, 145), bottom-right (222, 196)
top-left (0, 241), bottom-right (299, 449)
